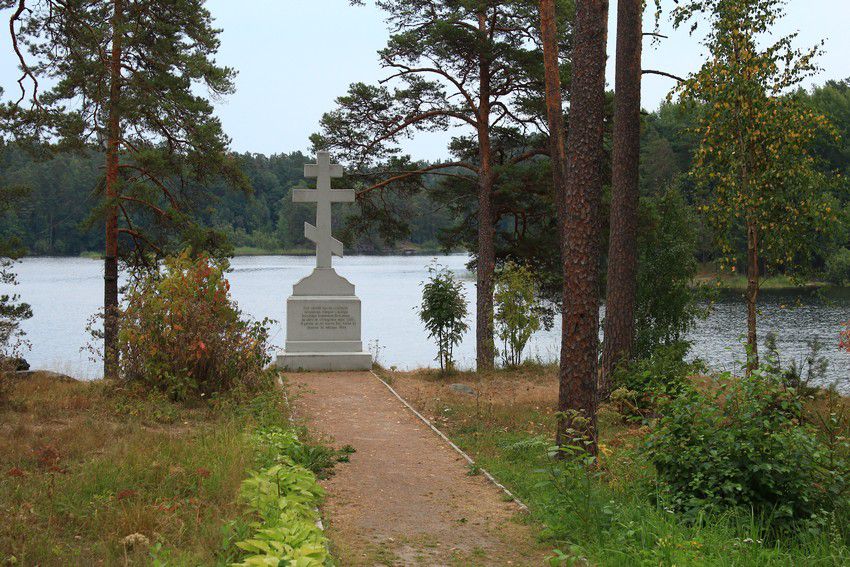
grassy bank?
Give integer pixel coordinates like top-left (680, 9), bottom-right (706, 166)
top-left (0, 372), bottom-right (330, 566)
top-left (694, 263), bottom-right (829, 291)
top-left (383, 366), bottom-right (850, 566)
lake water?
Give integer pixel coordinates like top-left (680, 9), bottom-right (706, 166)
top-left (7, 255), bottom-right (850, 389)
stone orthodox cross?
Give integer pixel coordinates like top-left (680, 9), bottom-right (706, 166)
top-left (294, 151), bottom-right (355, 269)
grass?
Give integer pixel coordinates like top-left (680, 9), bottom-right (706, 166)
top-left (385, 367), bottom-right (850, 566)
top-left (0, 372), bottom-right (296, 566)
top-left (694, 262), bottom-right (830, 291)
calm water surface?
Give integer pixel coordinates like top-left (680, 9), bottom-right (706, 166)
top-left (8, 255), bottom-right (850, 388)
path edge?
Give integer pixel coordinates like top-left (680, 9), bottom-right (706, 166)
top-left (277, 375), bottom-right (326, 531)
top-left (369, 370), bottom-right (530, 514)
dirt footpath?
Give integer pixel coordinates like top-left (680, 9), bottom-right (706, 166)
top-left (287, 371), bottom-right (551, 567)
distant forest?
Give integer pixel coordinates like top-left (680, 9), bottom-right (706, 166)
top-left (0, 148), bottom-right (454, 256)
top-left (2, 79), bottom-right (850, 272)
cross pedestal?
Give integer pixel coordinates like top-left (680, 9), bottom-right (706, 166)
top-left (275, 151), bottom-right (372, 371)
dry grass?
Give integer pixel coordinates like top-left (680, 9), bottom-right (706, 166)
top-left (381, 365), bottom-right (635, 447)
top-left (0, 372), bottom-right (280, 566)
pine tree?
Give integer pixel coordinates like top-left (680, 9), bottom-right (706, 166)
top-left (313, 0), bottom-right (567, 371)
top-left (553, 0), bottom-right (608, 453)
top-left (599, 0), bottom-right (642, 392)
top-left (0, 180), bottom-right (32, 359)
top-left (5, 0), bottom-right (248, 378)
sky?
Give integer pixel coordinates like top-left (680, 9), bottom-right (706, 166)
top-left (2, 0), bottom-right (850, 160)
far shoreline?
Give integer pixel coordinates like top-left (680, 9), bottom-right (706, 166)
top-left (15, 254), bottom-right (850, 293)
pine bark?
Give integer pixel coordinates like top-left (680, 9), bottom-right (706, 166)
top-left (557, 0), bottom-right (609, 454)
top-left (476, 10), bottom-right (496, 371)
top-left (103, 0), bottom-right (122, 380)
top-left (600, 0), bottom-right (643, 393)
top-left (539, 0), bottom-right (568, 245)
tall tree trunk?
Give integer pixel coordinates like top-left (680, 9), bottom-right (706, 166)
top-left (600, 0), bottom-right (643, 394)
top-left (539, 0), bottom-right (568, 244)
top-left (745, 220), bottom-right (759, 374)
top-left (475, 10), bottom-right (495, 371)
top-left (557, 0), bottom-right (609, 454)
top-left (103, 0), bottom-right (123, 380)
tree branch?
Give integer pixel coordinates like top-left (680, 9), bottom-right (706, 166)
top-left (118, 228), bottom-right (163, 256)
top-left (356, 162), bottom-right (478, 196)
top-left (8, 0), bottom-right (42, 108)
top-left (119, 195), bottom-right (170, 218)
top-left (380, 59), bottom-right (478, 115)
top-left (642, 69), bottom-right (685, 82)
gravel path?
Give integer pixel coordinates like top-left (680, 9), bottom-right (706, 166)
top-left (287, 371), bottom-right (550, 566)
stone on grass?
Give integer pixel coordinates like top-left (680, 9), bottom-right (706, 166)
top-left (449, 383), bottom-right (476, 396)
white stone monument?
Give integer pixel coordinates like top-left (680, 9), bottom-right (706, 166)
top-left (275, 151), bottom-right (372, 371)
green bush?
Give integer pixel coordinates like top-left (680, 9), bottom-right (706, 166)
top-left (419, 262), bottom-right (469, 372)
top-left (646, 372), bottom-right (838, 527)
top-left (494, 262), bottom-right (542, 367)
top-left (634, 187), bottom-right (710, 358)
top-left (118, 251), bottom-right (274, 400)
top-left (825, 247), bottom-right (850, 286)
top-left (611, 342), bottom-right (701, 421)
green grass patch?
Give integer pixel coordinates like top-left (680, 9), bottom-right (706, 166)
top-left (0, 371), bottom-right (339, 566)
top-left (390, 369), bottom-right (850, 566)
top-left (453, 429), bottom-right (848, 566)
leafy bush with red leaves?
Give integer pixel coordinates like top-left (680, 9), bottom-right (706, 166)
top-left (118, 251), bottom-right (274, 400)
top-left (840, 321), bottom-right (850, 354)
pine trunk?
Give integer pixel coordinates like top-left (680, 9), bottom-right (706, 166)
top-left (600, 0), bottom-right (642, 394)
top-left (103, 0), bottom-right (122, 380)
top-left (475, 11), bottom-right (495, 371)
top-left (539, 0), bottom-right (568, 244)
top-left (745, 221), bottom-right (759, 374)
top-left (557, 0), bottom-right (609, 454)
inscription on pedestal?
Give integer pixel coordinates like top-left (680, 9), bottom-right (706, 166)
top-left (300, 304), bottom-right (356, 331)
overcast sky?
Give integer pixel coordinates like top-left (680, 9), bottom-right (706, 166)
top-left (2, 0), bottom-right (849, 160)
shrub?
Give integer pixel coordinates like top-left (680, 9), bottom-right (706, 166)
top-left (118, 251), bottom-right (274, 400)
top-left (419, 262), bottom-right (469, 372)
top-left (825, 247), bottom-right (850, 286)
top-left (494, 262), bottom-right (542, 367)
top-left (634, 186), bottom-right (711, 358)
top-left (646, 371), bottom-right (837, 527)
top-left (611, 342), bottom-right (701, 421)
top-left (764, 331), bottom-right (828, 395)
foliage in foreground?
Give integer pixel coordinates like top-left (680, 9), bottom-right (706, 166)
top-left (233, 426), bottom-right (333, 567)
top-left (646, 372), bottom-right (848, 528)
top-left (0, 371), bottom-right (344, 566)
top-left (611, 342), bottom-right (702, 421)
top-left (119, 251), bottom-right (274, 400)
top-left (0, 374), bottom-right (282, 565)
top-left (392, 366), bottom-right (850, 566)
